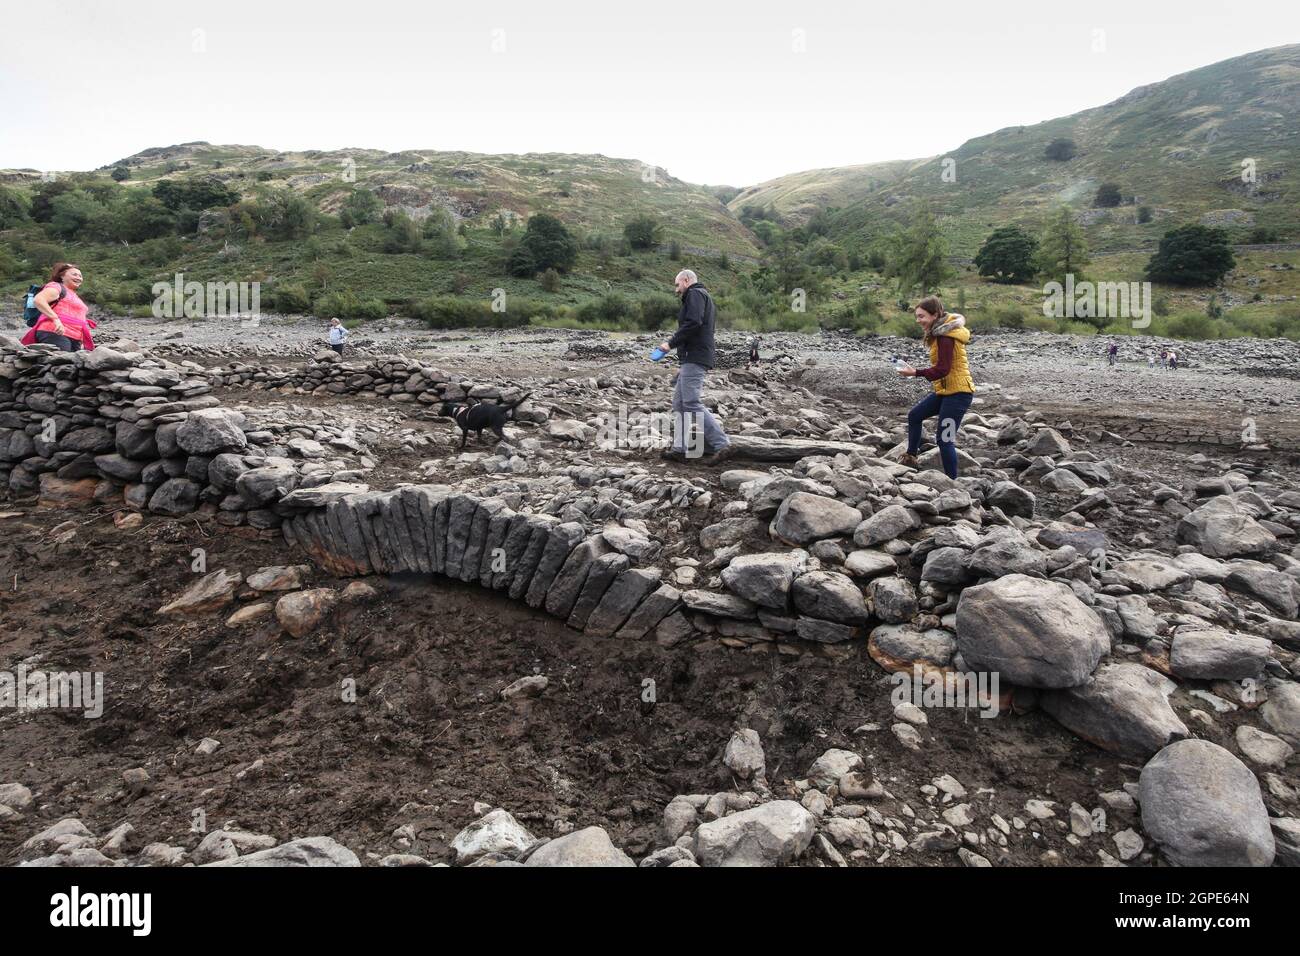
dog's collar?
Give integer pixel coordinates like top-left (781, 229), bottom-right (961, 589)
top-left (452, 405), bottom-right (469, 423)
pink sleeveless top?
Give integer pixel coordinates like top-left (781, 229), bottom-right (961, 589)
top-left (44, 282), bottom-right (89, 324)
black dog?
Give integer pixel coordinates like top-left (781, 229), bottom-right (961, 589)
top-left (439, 392), bottom-right (532, 447)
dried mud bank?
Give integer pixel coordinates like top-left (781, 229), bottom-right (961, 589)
top-left (1, 333), bottom-right (1298, 868)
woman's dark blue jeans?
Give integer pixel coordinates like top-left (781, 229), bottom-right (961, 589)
top-left (907, 391), bottom-right (974, 478)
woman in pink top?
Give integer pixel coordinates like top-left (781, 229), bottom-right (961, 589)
top-left (22, 262), bottom-right (96, 351)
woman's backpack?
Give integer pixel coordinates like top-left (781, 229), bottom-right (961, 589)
top-left (23, 282), bottom-right (65, 327)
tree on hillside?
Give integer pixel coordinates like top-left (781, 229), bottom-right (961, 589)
top-left (382, 210), bottom-right (423, 253)
top-left (339, 188), bottom-right (383, 227)
top-left (1035, 206), bottom-right (1090, 284)
top-left (152, 177), bottom-right (238, 212)
top-left (884, 204), bottom-right (951, 296)
top-left (1044, 138), bottom-right (1077, 161)
top-left (509, 213), bottom-right (578, 276)
top-left (974, 225), bottom-right (1038, 284)
top-left (1094, 183), bottom-right (1122, 208)
top-left (0, 186), bottom-right (31, 229)
top-left (265, 191), bottom-right (319, 240)
top-left (111, 166), bottom-right (131, 182)
top-left (623, 214), bottom-right (662, 250)
top-left (30, 179), bottom-right (75, 222)
top-left (1144, 225), bottom-right (1235, 286)
top-left (422, 207), bottom-right (460, 258)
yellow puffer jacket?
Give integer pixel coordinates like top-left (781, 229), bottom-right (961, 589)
top-left (926, 317), bottom-right (975, 396)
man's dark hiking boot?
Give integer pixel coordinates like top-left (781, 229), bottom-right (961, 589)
top-left (660, 448), bottom-right (687, 463)
top-left (703, 445), bottom-right (737, 466)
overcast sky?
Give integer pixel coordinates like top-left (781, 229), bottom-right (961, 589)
top-left (4, 0), bottom-right (1296, 186)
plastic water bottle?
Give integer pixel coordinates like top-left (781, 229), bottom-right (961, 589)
top-left (892, 355), bottom-right (907, 371)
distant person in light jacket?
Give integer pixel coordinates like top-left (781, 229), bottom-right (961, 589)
top-left (657, 269), bottom-right (734, 465)
top-left (328, 317), bottom-right (348, 355)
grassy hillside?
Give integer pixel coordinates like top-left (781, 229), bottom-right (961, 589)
top-left (728, 159), bottom-right (917, 225)
top-left (104, 143), bottom-right (762, 258)
top-left (738, 44), bottom-right (1300, 256)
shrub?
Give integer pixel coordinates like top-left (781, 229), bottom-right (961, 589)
top-left (538, 268), bottom-right (561, 292)
top-left (409, 296), bottom-right (537, 329)
top-left (1137, 205), bottom-right (1153, 224)
top-left (636, 293), bottom-right (679, 331)
top-left (382, 211), bottom-right (423, 253)
top-left (1044, 138), bottom-right (1077, 161)
top-left (0, 185), bottom-right (32, 228)
top-left (153, 177), bottom-right (238, 212)
top-left (1093, 183), bottom-right (1122, 208)
top-left (339, 188), bottom-right (383, 227)
top-left (314, 290), bottom-right (385, 320)
top-left (576, 293), bottom-right (632, 325)
top-left (272, 283), bottom-right (313, 314)
top-left (623, 214), bottom-right (662, 250)
top-left (1167, 311), bottom-right (1215, 339)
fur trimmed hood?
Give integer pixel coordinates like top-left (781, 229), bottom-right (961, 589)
top-left (923, 313), bottom-right (968, 346)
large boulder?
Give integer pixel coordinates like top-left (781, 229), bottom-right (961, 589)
top-left (1041, 663), bottom-right (1188, 759)
top-left (450, 809), bottom-right (535, 864)
top-left (853, 505), bottom-right (919, 547)
top-left (693, 801), bottom-right (815, 867)
top-left (1026, 427), bottom-right (1071, 457)
top-left (236, 465), bottom-right (298, 507)
top-left (176, 408), bottom-right (248, 455)
top-left (1224, 560), bottom-right (1300, 619)
top-left (955, 574), bottom-right (1109, 688)
top-left (524, 827), bottom-right (634, 867)
top-left (1139, 740), bottom-right (1275, 867)
top-left (1176, 496), bottom-right (1276, 558)
top-left (986, 480), bottom-right (1036, 518)
top-left (865, 576), bottom-right (919, 623)
top-left (771, 492), bottom-right (862, 545)
top-left (721, 551), bottom-right (809, 609)
top-left (204, 836), bottom-right (359, 867)
top-left (1168, 628), bottom-right (1272, 681)
top-left (868, 624), bottom-right (957, 675)
top-left (791, 570), bottom-right (868, 624)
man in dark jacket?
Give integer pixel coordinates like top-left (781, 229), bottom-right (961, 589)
top-left (657, 270), bottom-right (733, 463)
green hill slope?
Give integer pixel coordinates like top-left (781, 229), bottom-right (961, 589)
top-left (92, 143), bottom-right (762, 258)
top-left (739, 44), bottom-right (1300, 255)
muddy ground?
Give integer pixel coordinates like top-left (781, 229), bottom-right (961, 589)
top-left (1, 504), bottom-right (1144, 866)
top-left (2, 317), bottom-right (1297, 866)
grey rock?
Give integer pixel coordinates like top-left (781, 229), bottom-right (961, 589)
top-left (771, 492), bottom-right (863, 545)
top-left (524, 827), bottom-right (634, 867)
top-left (1139, 740), bottom-right (1274, 867)
top-left (1169, 628), bottom-right (1272, 681)
top-left (956, 574), bottom-right (1110, 688)
top-left (1041, 663), bottom-right (1188, 759)
top-left (791, 570), bottom-right (868, 624)
top-left (693, 801), bottom-right (815, 866)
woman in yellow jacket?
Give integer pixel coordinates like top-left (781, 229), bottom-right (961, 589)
top-left (895, 296), bottom-right (975, 478)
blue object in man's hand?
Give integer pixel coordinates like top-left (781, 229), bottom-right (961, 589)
top-left (650, 347), bottom-right (666, 362)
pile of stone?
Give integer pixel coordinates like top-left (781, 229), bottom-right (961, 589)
top-left (642, 413), bottom-right (1299, 865)
top-left (199, 351), bottom-right (548, 423)
top-left (0, 340), bottom-right (373, 530)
